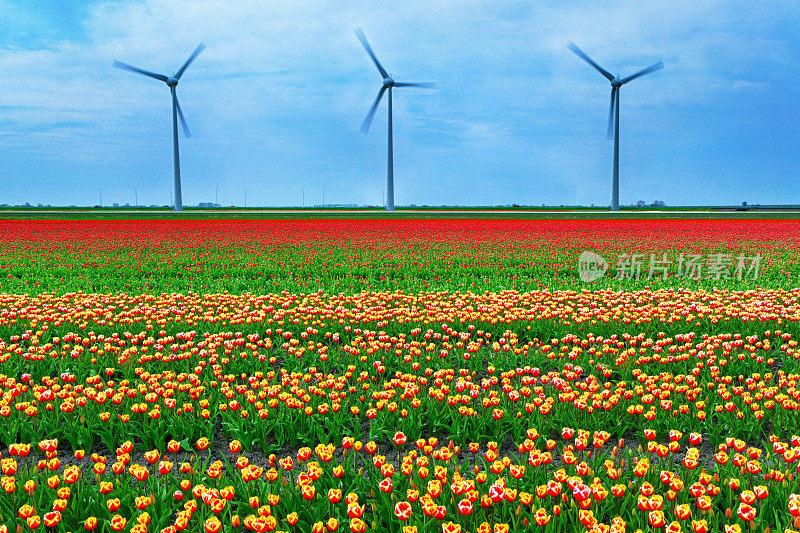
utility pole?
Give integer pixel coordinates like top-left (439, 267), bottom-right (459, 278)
top-left (99, 189), bottom-right (102, 207)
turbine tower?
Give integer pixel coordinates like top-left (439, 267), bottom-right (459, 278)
top-left (114, 42), bottom-right (206, 212)
top-left (569, 42), bottom-right (663, 211)
top-left (354, 28), bottom-right (435, 212)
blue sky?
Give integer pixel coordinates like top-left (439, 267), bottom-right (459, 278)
top-left (0, 0), bottom-right (798, 207)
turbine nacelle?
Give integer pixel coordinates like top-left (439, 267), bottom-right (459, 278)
top-left (166, 77), bottom-right (179, 87)
top-left (611, 78), bottom-right (622, 88)
top-left (382, 77), bottom-right (395, 88)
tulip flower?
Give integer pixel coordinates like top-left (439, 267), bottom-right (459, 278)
top-left (457, 499), bottom-right (473, 516)
top-left (395, 501), bottom-right (412, 520)
top-left (534, 508), bottom-right (551, 526)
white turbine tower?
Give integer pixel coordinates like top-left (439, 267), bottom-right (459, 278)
top-left (355, 28), bottom-right (436, 212)
top-left (569, 42), bottom-right (663, 211)
top-left (114, 42), bottom-right (206, 212)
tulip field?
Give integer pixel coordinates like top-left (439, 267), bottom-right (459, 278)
top-left (1, 218), bottom-right (800, 533)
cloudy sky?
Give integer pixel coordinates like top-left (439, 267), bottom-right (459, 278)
top-left (0, 1), bottom-right (798, 207)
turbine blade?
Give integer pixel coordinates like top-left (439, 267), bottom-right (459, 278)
top-left (113, 60), bottom-right (169, 82)
top-left (568, 42), bottom-right (614, 81)
top-left (360, 86), bottom-right (387, 134)
top-left (174, 42), bottom-right (206, 80)
top-left (607, 87), bottom-right (617, 139)
top-left (354, 28), bottom-right (389, 79)
top-left (620, 61), bottom-right (663, 84)
top-left (394, 82), bottom-right (437, 88)
top-left (175, 95), bottom-right (191, 138)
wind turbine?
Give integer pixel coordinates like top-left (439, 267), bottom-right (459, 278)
top-left (569, 42), bottom-right (663, 211)
top-left (354, 28), bottom-right (435, 212)
top-left (114, 42), bottom-right (206, 212)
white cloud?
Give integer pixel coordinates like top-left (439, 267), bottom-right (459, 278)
top-left (731, 80), bottom-right (768, 91)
